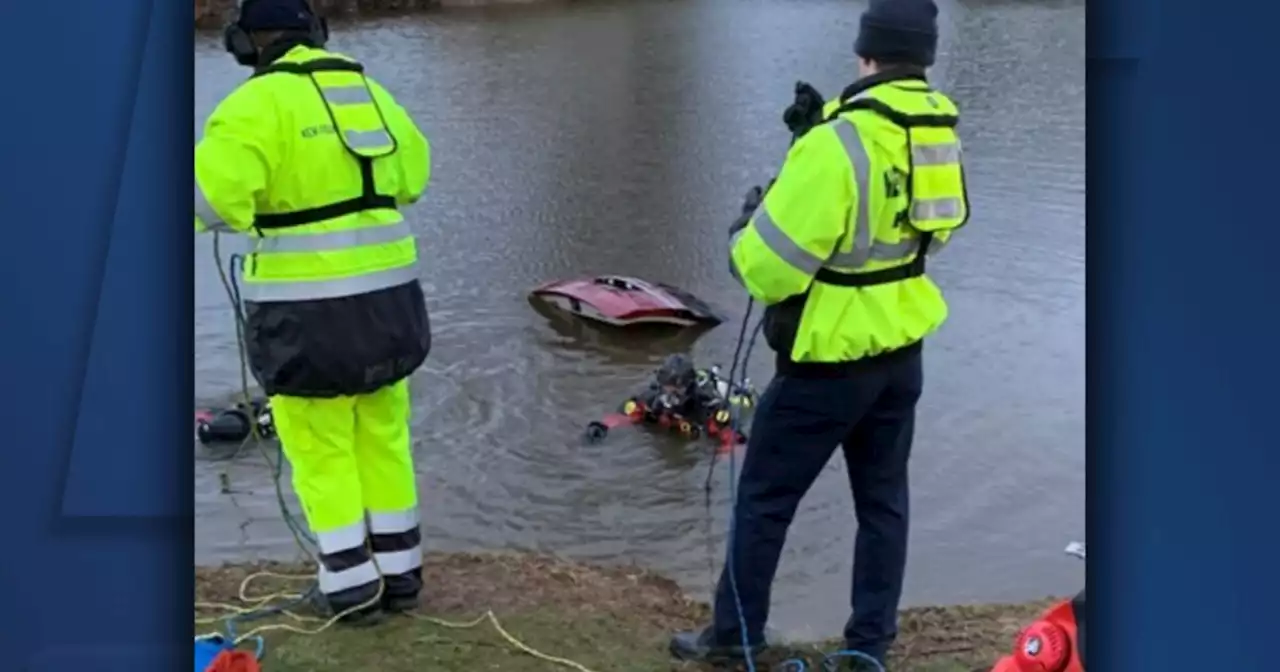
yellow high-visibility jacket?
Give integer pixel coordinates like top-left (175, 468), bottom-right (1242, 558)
top-left (195, 45), bottom-right (433, 397)
top-left (730, 72), bottom-right (970, 372)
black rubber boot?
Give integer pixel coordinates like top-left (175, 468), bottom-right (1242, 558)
top-left (669, 625), bottom-right (765, 663)
top-left (337, 604), bottom-right (385, 627)
top-left (381, 592), bottom-right (420, 614)
top-left (306, 589), bottom-right (385, 627)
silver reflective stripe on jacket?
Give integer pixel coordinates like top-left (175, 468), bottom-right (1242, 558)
top-left (751, 206), bottom-right (825, 276)
top-left (728, 228), bottom-right (747, 286)
top-left (907, 137), bottom-right (964, 228)
top-left (911, 196), bottom-right (964, 224)
top-left (825, 120), bottom-right (874, 269)
top-left (738, 119), bottom-right (941, 278)
top-left (240, 262), bottom-right (421, 302)
top-left (195, 181), bottom-right (235, 233)
top-left (314, 81), bottom-right (396, 152)
top-left (345, 129), bottom-right (394, 150)
top-left (911, 142), bottom-right (961, 166)
top-left (321, 84), bottom-right (374, 106)
top-left (255, 221), bottom-right (412, 254)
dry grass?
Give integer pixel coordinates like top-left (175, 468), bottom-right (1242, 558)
top-left (195, 552), bottom-right (1054, 671)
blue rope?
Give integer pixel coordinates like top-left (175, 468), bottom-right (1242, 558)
top-left (720, 299), bottom-right (886, 672)
top-left (208, 236), bottom-right (320, 650)
top-left (722, 299), bottom-right (760, 672)
top-left (197, 633), bottom-right (267, 663)
top-left (822, 650), bottom-right (887, 672)
top-left (222, 247), bottom-right (317, 552)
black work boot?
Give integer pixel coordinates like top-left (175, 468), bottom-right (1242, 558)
top-left (306, 589), bottom-right (385, 627)
top-left (337, 604), bottom-right (385, 627)
top-left (669, 625), bottom-right (766, 663)
top-left (381, 591), bottom-right (420, 614)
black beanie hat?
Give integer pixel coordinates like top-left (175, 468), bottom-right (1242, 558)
top-left (854, 0), bottom-right (940, 67)
top-left (239, 0), bottom-right (317, 32)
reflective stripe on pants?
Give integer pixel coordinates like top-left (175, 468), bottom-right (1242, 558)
top-left (370, 507), bottom-right (423, 587)
top-left (359, 381), bottom-right (423, 600)
top-left (312, 519), bottom-right (382, 604)
top-left (272, 395), bottom-right (380, 612)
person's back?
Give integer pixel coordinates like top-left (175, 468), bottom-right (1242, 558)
top-left (195, 0), bottom-right (432, 624)
top-left (198, 38), bottom-right (432, 394)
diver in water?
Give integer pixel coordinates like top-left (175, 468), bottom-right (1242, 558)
top-left (584, 354), bottom-right (756, 446)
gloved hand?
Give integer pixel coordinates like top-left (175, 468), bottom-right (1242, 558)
top-left (741, 185), bottom-right (764, 214)
top-left (729, 185), bottom-right (764, 237)
top-left (583, 421), bottom-right (609, 443)
top-left (782, 81), bottom-right (825, 139)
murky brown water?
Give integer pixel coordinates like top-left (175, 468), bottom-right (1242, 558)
top-left (194, 0), bottom-right (1084, 640)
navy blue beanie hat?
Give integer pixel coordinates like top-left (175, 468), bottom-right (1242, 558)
top-left (238, 0), bottom-right (317, 32)
top-left (854, 0), bottom-right (940, 67)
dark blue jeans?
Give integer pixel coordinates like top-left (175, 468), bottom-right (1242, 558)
top-left (711, 347), bottom-right (923, 660)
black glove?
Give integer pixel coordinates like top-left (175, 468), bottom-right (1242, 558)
top-left (583, 421), bottom-right (608, 443)
top-left (782, 81), bottom-right (825, 139)
top-left (741, 185), bottom-right (764, 214)
top-left (729, 185), bottom-right (764, 237)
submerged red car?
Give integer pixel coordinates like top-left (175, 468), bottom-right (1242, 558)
top-left (528, 275), bottom-right (724, 328)
top-left (991, 543), bottom-right (1086, 672)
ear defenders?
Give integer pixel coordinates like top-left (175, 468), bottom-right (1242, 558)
top-left (223, 0), bottom-right (330, 67)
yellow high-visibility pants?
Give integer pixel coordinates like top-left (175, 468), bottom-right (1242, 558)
top-left (271, 379), bottom-right (423, 613)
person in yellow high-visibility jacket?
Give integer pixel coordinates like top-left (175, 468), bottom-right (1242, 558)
top-left (670, 0), bottom-right (970, 666)
top-left (194, 0), bottom-right (431, 624)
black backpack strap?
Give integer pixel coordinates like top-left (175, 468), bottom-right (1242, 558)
top-left (826, 96), bottom-right (958, 128)
top-left (252, 58), bottom-right (364, 78)
top-left (245, 56), bottom-right (396, 230)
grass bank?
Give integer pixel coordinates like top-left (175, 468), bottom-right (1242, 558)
top-left (195, 552), bottom-right (1053, 671)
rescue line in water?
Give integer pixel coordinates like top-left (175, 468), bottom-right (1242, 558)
top-left (529, 275), bottom-right (724, 328)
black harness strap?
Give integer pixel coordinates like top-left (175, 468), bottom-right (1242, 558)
top-left (814, 85), bottom-right (959, 288)
top-left (827, 96), bottom-right (959, 129)
top-left (814, 231), bottom-right (933, 288)
top-left (252, 58), bottom-right (365, 77)
top-left (249, 58), bottom-right (396, 231)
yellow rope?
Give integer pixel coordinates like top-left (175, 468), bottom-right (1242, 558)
top-left (195, 565), bottom-right (601, 672)
top-left (411, 610), bottom-right (601, 672)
